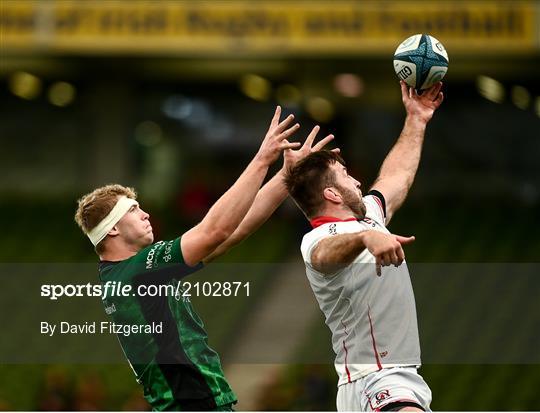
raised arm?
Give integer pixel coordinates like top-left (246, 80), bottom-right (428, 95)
top-left (370, 81), bottom-right (444, 223)
top-left (311, 230), bottom-right (415, 276)
top-left (203, 126), bottom-right (336, 263)
top-left (180, 107), bottom-right (301, 266)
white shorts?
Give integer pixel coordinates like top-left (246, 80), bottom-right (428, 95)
top-left (336, 367), bottom-right (432, 411)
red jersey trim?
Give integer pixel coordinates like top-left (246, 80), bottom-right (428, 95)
top-left (342, 341), bottom-right (352, 384)
top-left (310, 216), bottom-right (357, 229)
top-left (341, 321), bottom-right (352, 383)
top-left (367, 305), bottom-right (383, 370)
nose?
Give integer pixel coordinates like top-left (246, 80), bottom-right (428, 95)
top-left (141, 210), bottom-right (150, 220)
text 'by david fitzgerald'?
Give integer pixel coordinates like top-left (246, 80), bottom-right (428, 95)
top-left (40, 321), bottom-right (163, 337)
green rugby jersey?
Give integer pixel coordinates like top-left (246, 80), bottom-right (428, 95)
top-left (98, 237), bottom-right (236, 411)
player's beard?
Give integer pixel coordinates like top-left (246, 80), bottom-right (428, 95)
top-left (336, 184), bottom-right (367, 219)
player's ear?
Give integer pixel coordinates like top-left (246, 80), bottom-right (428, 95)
top-left (108, 226), bottom-right (120, 237)
top-left (323, 187), bottom-right (342, 204)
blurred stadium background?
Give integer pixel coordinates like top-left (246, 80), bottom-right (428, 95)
top-left (1, 0), bottom-right (539, 410)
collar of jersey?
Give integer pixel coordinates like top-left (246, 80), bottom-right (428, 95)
top-left (310, 216), bottom-right (357, 228)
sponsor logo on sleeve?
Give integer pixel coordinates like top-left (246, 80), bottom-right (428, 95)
top-left (146, 241), bottom-right (165, 269)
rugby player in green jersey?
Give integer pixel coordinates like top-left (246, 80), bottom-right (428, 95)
top-left (74, 107), bottom-right (336, 411)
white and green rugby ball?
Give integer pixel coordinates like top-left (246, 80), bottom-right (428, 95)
top-left (393, 34), bottom-right (449, 90)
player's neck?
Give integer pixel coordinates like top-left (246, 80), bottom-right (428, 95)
top-left (318, 205), bottom-right (356, 220)
top-left (99, 242), bottom-right (139, 262)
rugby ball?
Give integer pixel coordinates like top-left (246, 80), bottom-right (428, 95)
top-left (393, 34), bottom-right (449, 90)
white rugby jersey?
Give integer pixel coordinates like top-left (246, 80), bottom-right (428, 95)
top-left (300, 192), bottom-right (421, 386)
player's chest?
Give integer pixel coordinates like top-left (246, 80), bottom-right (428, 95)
top-left (329, 218), bottom-right (389, 235)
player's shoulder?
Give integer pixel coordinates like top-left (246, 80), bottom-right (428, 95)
top-left (300, 220), bottom-right (362, 259)
top-left (135, 239), bottom-right (172, 258)
top-left (302, 220), bottom-right (357, 241)
top-left (129, 238), bottom-right (184, 268)
top-left (363, 190), bottom-right (387, 226)
top-left (132, 238), bottom-right (204, 278)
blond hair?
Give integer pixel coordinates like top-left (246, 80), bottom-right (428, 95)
top-left (75, 184), bottom-right (137, 252)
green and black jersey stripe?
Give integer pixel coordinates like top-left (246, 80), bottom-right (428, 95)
top-left (98, 238), bottom-right (236, 411)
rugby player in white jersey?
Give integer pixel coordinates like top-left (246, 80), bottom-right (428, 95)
top-left (284, 81), bottom-right (444, 412)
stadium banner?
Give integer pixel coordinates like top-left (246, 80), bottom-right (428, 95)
top-left (1, 0), bottom-right (539, 56)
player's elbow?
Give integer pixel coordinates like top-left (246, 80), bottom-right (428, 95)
top-left (312, 261), bottom-right (341, 276)
top-left (311, 250), bottom-right (324, 271)
top-left (311, 251), bottom-right (335, 274)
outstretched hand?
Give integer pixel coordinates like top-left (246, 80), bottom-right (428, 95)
top-left (282, 125), bottom-right (339, 172)
top-left (401, 81), bottom-right (444, 124)
top-left (362, 230), bottom-right (416, 276)
top-left (256, 106), bottom-right (302, 166)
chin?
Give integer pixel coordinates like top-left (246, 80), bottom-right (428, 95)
top-left (142, 234), bottom-right (154, 247)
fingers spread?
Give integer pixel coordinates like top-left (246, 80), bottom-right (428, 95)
top-left (280, 123), bottom-right (300, 140)
top-left (275, 114), bottom-right (295, 134)
top-left (304, 125), bottom-right (320, 148)
top-left (434, 81), bottom-right (443, 97)
top-left (270, 106), bottom-right (281, 128)
top-left (400, 81), bottom-right (409, 100)
top-left (281, 141), bottom-right (302, 150)
top-left (312, 134), bottom-right (335, 151)
top-left (434, 91), bottom-right (444, 107)
top-left (425, 82), bottom-right (442, 100)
